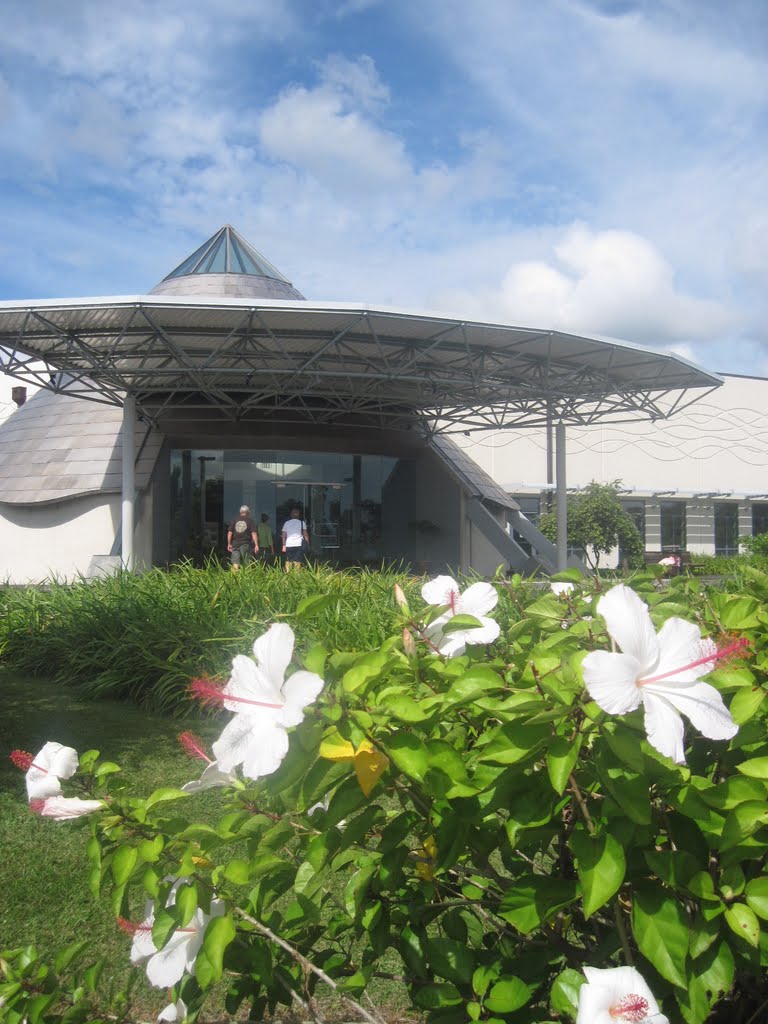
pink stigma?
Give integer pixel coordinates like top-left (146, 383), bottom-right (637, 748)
top-left (117, 916), bottom-right (148, 936)
top-left (610, 994), bottom-right (650, 1021)
top-left (10, 750), bottom-right (35, 771)
top-left (448, 589), bottom-right (459, 613)
top-left (178, 731), bottom-right (212, 763)
top-left (190, 676), bottom-right (282, 710)
top-left (640, 636), bottom-right (749, 687)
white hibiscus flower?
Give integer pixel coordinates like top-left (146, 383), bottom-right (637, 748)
top-left (581, 584), bottom-right (740, 763)
top-left (577, 965), bottom-right (669, 1023)
top-left (421, 575), bottom-right (500, 658)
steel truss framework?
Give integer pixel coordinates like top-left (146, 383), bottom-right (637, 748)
top-left (0, 297), bottom-right (722, 434)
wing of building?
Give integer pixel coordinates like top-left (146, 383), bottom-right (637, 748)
top-left (0, 225), bottom-right (726, 582)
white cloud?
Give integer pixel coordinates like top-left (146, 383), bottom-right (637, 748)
top-left (431, 224), bottom-right (736, 349)
top-left (258, 60), bottom-right (410, 190)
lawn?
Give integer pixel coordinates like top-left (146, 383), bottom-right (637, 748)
top-left (0, 671), bottom-right (223, 1016)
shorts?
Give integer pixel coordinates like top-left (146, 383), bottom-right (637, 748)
top-left (231, 544), bottom-right (253, 565)
top-left (284, 546), bottom-right (305, 564)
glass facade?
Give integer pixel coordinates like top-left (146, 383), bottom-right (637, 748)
top-left (660, 501), bottom-right (686, 551)
top-left (714, 502), bottom-right (739, 555)
top-left (753, 503), bottom-right (768, 537)
top-left (169, 448), bottom-right (413, 565)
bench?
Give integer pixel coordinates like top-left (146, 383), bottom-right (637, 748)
top-left (643, 550), bottom-right (706, 576)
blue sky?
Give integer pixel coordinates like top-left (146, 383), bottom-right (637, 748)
top-left (0, 0), bottom-right (766, 384)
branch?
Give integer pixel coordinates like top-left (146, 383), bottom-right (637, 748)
top-left (232, 905), bottom-right (387, 1024)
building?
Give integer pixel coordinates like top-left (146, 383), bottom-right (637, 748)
top-left (0, 226), bottom-right (721, 583)
top-left (458, 372), bottom-right (768, 563)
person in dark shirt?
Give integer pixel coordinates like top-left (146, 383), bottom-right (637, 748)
top-left (227, 505), bottom-right (259, 569)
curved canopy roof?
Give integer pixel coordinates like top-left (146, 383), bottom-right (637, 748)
top-left (0, 294), bottom-right (722, 434)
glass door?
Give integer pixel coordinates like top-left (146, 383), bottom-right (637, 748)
top-left (308, 483), bottom-right (342, 551)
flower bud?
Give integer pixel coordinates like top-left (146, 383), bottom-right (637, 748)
top-left (402, 627), bottom-right (417, 658)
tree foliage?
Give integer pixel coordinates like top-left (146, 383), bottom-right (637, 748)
top-left (539, 480), bottom-right (644, 569)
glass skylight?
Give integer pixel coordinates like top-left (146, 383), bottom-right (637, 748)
top-left (161, 225), bottom-right (292, 283)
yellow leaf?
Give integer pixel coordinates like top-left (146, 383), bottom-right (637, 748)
top-left (354, 740), bottom-right (390, 797)
top-left (319, 734), bottom-right (355, 761)
top-left (415, 836), bottom-right (438, 881)
top-left (191, 856), bottom-right (215, 869)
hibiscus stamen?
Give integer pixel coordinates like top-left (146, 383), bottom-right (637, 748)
top-left (448, 589), bottom-right (458, 613)
top-left (10, 750), bottom-right (45, 772)
top-left (640, 636), bottom-right (749, 687)
top-left (117, 917), bottom-right (150, 936)
top-left (190, 677), bottom-right (282, 710)
top-left (178, 731), bottom-right (213, 763)
top-left (610, 993), bottom-right (650, 1021)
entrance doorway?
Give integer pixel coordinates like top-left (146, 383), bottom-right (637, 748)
top-left (275, 482), bottom-right (343, 553)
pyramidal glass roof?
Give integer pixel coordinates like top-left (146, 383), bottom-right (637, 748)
top-left (160, 225), bottom-right (292, 283)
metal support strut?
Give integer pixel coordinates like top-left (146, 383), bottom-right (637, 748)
top-left (121, 394), bottom-right (135, 570)
top-left (556, 420), bottom-right (568, 572)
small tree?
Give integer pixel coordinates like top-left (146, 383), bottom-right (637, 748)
top-left (539, 479), bottom-right (644, 570)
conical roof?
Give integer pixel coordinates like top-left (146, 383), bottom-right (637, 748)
top-left (150, 225), bottom-right (305, 300)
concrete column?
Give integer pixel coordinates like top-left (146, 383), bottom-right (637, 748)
top-left (122, 394), bottom-right (135, 570)
top-left (556, 421), bottom-right (567, 571)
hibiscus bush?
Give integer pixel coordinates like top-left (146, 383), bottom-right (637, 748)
top-left (5, 566), bottom-right (768, 1024)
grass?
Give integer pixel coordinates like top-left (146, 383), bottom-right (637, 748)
top-left (0, 671), bottom-right (224, 1016)
top-left (0, 560), bottom-right (426, 711)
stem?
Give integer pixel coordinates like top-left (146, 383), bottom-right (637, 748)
top-left (232, 905), bottom-right (387, 1024)
top-left (568, 774), bottom-right (595, 834)
top-left (613, 900), bottom-right (633, 967)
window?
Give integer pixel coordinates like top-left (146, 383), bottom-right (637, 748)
top-left (620, 500), bottom-right (646, 543)
top-left (753, 503), bottom-right (768, 537)
top-left (660, 501), bottom-right (686, 551)
top-left (714, 503), bottom-right (739, 556)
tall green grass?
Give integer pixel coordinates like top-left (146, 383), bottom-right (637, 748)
top-left (0, 561), bottom-right (426, 711)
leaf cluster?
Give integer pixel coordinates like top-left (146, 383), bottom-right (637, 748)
top-left (10, 568), bottom-right (768, 1024)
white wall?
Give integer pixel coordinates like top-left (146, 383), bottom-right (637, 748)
top-left (0, 490), bottom-right (152, 584)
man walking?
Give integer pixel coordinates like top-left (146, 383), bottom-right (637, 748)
top-left (227, 505), bottom-right (259, 569)
top-left (256, 513), bottom-right (275, 562)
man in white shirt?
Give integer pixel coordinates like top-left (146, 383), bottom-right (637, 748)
top-left (281, 505), bottom-right (309, 570)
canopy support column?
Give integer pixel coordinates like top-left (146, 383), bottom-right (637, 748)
top-left (122, 395), bottom-right (135, 571)
top-left (555, 420), bottom-right (568, 572)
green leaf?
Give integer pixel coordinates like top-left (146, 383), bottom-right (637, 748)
top-left (745, 877), bottom-right (768, 920)
top-left (571, 830), bottom-right (626, 918)
top-left (441, 613), bottom-right (485, 633)
top-left (712, 594), bottom-right (761, 629)
top-left (412, 983), bottom-right (462, 1009)
top-left (631, 883), bottom-right (689, 988)
top-left (719, 800), bottom-right (768, 850)
top-left (53, 939), bottom-right (90, 974)
top-left (472, 965), bottom-right (499, 997)
top-left (425, 937), bottom-right (474, 985)
top-left (724, 903), bottom-right (760, 947)
top-left (345, 865), bottom-right (376, 918)
top-left (303, 642), bottom-right (328, 675)
top-left (476, 721), bottom-right (550, 765)
top-left (342, 651), bottom-right (391, 694)
top-left (447, 666), bottom-right (506, 704)
top-left (295, 593), bottom-right (336, 618)
top-left (499, 876), bottom-right (578, 934)
top-left (146, 908), bottom-right (175, 953)
top-left (223, 859), bottom-right (251, 886)
top-left (175, 883), bottom-right (198, 927)
top-left (383, 694), bottom-right (430, 722)
top-left (196, 913), bottom-right (237, 988)
top-left (546, 736), bottom-right (581, 794)
top-left (550, 968), bottom-right (585, 1015)
top-left (736, 757), bottom-right (768, 780)
top-left (729, 687), bottom-right (765, 725)
top-left (111, 846), bottom-right (138, 887)
top-left (385, 731), bottom-right (430, 781)
top-left (484, 977), bottom-right (535, 1014)
top-left (145, 787), bottom-right (190, 809)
